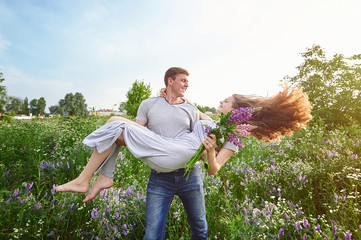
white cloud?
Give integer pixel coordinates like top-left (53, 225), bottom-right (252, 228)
top-left (3, 66), bottom-right (74, 108)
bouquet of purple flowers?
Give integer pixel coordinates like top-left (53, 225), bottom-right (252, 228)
top-left (184, 107), bottom-right (261, 180)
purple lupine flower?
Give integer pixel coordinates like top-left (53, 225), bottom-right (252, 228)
top-left (26, 182), bottom-right (34, 192)
top-left (344, 231), bottom-right (352, 240)
top-left (34, 203), bottom-right (41, 210)
top-left (278, 228), bottom-right (284, 240)
top-left (226, 134), bottom-right (245, 147)
top-left (295, 222), bottom-right (301, 231)
top-left (303, 218), bottom-right (310, 228)
top-left (284, 213), bottom-right (290, 221)
top-left (332, 225), bottom-right (337, 237)
top-left (12, 188), bottom-right (19, 197)
top-left (234, 124), bottom-right (254, 137)
top-left (226, 107), bottom-right (255, 125)
top-left (204, 125), bottom-right (213, 136)
top-left (91, 208), bottom-right (99, 218)
top-left (51, 184), bottom-right (56, 195)
top-left (315, 224), bottom-right (320, 231)
top-left (327, 150), bottom-right (336, 157)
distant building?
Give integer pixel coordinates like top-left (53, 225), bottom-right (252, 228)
top-left (14, 114), bottom-right (33, 120)
top-left (90, 109), bottom-right (126, 116)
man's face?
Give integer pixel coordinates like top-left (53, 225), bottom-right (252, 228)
top-left (169, 74), bottom-right (189, 97)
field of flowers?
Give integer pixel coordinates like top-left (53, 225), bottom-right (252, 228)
top-left (0, 116), bottom-right (360, 239)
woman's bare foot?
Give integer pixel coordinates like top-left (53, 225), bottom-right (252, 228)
top-left (83, 174), bottom-right (113, 203)
top-left (55, 177), bottom-right (90, 193)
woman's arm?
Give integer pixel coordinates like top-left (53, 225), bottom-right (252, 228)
top-left (202, 134), bottom-right (235, 175)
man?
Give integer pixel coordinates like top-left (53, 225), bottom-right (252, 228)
top-left (136, 67), bottom-right (208, 239)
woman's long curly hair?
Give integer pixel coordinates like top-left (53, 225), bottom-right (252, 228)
top-left (232, 84), bottom-right (312, 141)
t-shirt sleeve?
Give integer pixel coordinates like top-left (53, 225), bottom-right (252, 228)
top-left (186, 102), bottom-right (200, 132)
top-left (136, 100), bottom-right (149, 124)
top-left (223, 141), bottom-right (239, 152)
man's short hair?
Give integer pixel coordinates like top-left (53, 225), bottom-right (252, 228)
top-left (164, 67), bottom-right (189, 86)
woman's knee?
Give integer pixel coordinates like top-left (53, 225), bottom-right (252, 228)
top-left (106, 116), bottom-right (121, 124)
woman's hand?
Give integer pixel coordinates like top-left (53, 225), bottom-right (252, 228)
top-left (159, 88), bottom-right (166, 97)
top-left (202, 134), bottom-right (217, 151)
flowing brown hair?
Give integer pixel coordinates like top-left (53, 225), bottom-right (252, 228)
top-left (232, 84), bottom-right (312, 141)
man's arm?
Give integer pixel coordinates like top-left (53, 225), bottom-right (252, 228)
top-left (135, 120), bottom-right (147, 126)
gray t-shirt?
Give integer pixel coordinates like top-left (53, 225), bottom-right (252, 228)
top-left (136, 97), bottom-right (200, 138)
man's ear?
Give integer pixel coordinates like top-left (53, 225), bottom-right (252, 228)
top-left (167, 77), bottom-right (174, 86)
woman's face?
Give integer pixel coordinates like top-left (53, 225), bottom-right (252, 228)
top-left (216, 96), bottom-right (235, 114)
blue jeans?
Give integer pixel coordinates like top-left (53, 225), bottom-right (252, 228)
top-left (143, 165), bottom-right (208, 240)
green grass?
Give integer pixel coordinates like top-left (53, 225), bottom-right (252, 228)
top-left (0, 116), bottom-right (360, 239)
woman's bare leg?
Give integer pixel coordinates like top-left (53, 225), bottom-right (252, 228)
top-left (82, 173), bottom-right (114, 202)
top-left (55, 147), bottom-right (113, 193)
top-left (107, 116), bottom-right (135, 124)
top-left (56, 116), bottom-right (131, 200)
top-left (83, 133), bottom-right (126, 203)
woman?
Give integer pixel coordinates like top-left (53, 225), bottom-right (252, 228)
top-left (55, 85), bottom-right (312, 202)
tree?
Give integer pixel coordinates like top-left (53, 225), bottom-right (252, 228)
top-left (285, 45), bottom-right (361, 127)
top-left (194, 103), bottom-right (206, 113)
top-left (118, 101), bottom-right (126, 112)
top-left (0, 71), bottom-right (6, 114)
top-left (54, 92), bottom-right (88, 117)
top-left (49, 105), bottom-right (63, 116)
top-left (5, 97), bottom-right (22, 113)
top-left (37, 97), bottom-right (46, 116)
top-left (23, 97), bottom-right (29, 115)
top-left (30, 98), bottom-right (38, 116)
top-left (125, 80), bottom-right (152, 116)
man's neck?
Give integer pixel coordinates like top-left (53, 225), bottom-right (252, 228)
top-left (165, 94), bottom-right (184, 104)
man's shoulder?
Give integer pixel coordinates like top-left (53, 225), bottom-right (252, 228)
top-left (140, 97), bottom-right (163, 107)
top-left (181, 100), bottom-right (199, 111)
top-left (142, 97), bottom-right (163, 104)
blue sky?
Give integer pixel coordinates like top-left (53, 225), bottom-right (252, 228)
top-left (1, 0), bottom-right (361, 111)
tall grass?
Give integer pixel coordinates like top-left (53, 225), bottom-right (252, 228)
top-left (0, 117), bottom-right (360, 239)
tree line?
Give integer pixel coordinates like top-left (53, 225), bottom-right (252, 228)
top-left (1, 44), bottom-right (361, 127)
